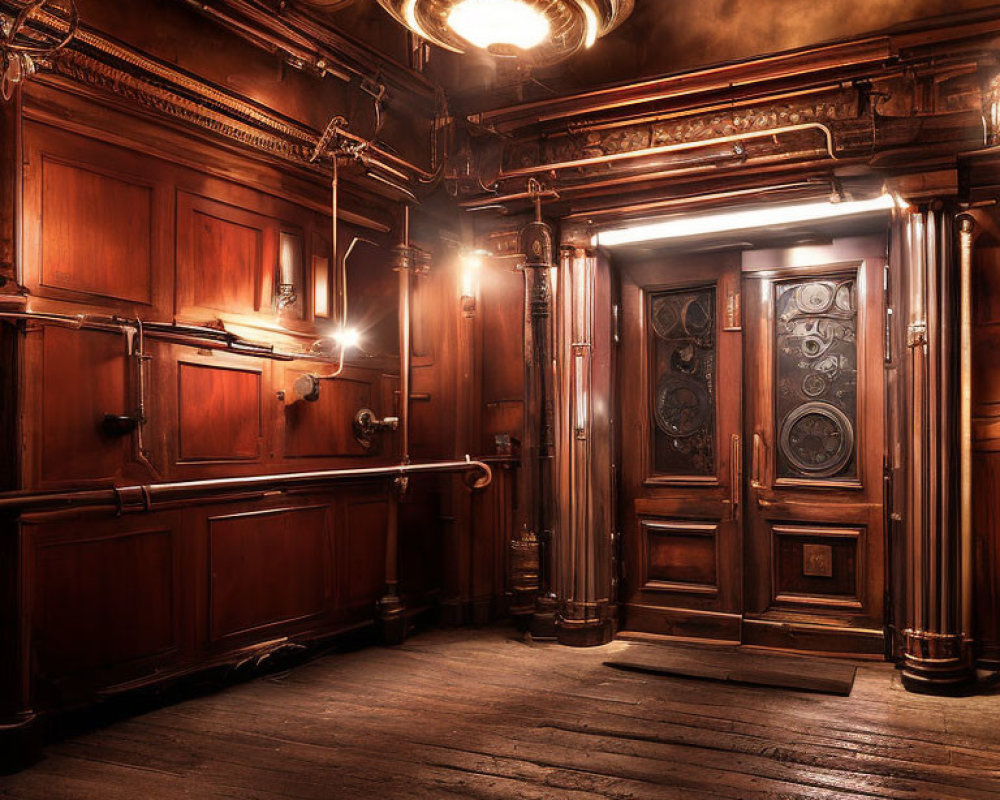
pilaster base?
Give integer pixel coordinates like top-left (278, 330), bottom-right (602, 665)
top-left (0, 712), bottom-right (40, 774)
top-left (901, 630), bottom-right (975, 695)
top-left (530, 595), bottom-right (559, 639)
top-left (557, 616), bottom-right (615, 647)
top-left (378, 597), bottom-right (407, 646)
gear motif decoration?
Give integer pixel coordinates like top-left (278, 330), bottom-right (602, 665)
top-left (649, 287), bottom-right (716, 476)
top-left (775, 276), bottom-right (858, 479)
top-left (779, 402), bottom-right (854, 478)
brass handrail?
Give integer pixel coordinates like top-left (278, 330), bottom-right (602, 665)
top-left (0, 458), bottom-right (493, 516)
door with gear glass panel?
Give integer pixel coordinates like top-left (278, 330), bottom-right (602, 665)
top-left (742, 257), bottom-right (885, 654)
top-left (620, 252), bottom-right (744, 641)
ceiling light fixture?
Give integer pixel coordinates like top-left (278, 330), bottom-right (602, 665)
top-left (377, 0), bottom-right (632, 64)
top-left (592, 194), bottom-right (897, 248)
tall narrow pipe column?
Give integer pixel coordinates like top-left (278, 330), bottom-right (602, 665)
top-left (553, 245), bottom-right (615, 646)
top-left (380, 205), bottom-right (413, 645)
top-left (514, 195), bottom-right (558, 634)
top-left (900, 206), bottom-right (976, 693)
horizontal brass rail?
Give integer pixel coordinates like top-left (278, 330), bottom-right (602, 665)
top-left (0, 459), bottom-right (493, 515)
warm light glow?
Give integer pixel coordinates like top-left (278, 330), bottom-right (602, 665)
top-left (579, 0), bottom-right (598, 48)
top-left (592, 194), bottom-right (897, 248)
top-left (447, 0), bottom-right (550, 50)
top-left (460, 251), bottom-right (483, 298)
top-left (332, 327), bottom-right (361, 350)
top-left (403, 0), bottom-right (432, 39)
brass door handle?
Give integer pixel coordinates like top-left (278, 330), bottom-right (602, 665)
top-left (730, 433), bottom-right (741, 520)
top-left (751, 433), bottom-right (765, 490)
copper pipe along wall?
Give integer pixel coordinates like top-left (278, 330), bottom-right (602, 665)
top-left (495, 123), bottom-right (838, 182)
top-left (0, 310), bottom-right (344, 364)
top-left (397, 205), bottom-right (412, 464)
top-left (0, 459), bottom-right (493, 516)
top-left (467, 38), bottom-right (891, 128)
top-left (959, 215), bottom-right (975, 639)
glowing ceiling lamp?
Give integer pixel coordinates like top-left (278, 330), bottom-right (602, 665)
top-left (377, 0), bottom-right (632, 64)
top-left (592, 194), bottom-right (897, 248)
top-left (448, 0), bottom-right (549, 50)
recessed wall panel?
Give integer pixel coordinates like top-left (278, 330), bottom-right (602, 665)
top-left (178, 362), bottom-right (261, 461)
top-left (40, 157), bottom-right (153, 304)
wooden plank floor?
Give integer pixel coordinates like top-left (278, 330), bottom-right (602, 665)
top-left (2, 626), bottom-right (1000, 799)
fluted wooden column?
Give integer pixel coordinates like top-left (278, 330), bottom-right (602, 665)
top-left (900, 206), bottom-right (976, 693)
top-left (552, 245), bottom-right (615, 646)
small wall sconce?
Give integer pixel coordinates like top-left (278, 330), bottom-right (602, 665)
top-left (460, 250), bottom-right (485, 317)
top-left (277, 230), bottom-right (304, 315)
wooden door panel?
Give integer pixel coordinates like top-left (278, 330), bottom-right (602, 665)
top-left (620, 253), bottom-right (742, 639)
top-left (743, 257), bottom-right (885, 651)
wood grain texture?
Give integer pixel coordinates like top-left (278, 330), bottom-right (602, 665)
top-left (38, 326), bottom-right (129, 485)
top-left (283, 374), bottom-right (371, 458)
top-left (177, 362), bottom-right (261, 462)
top-left (176, 194), bottom-right (268, 317)
top-left (208, 505), bottom-right (333, 641)
top-left (40, 157), bottom-right (153, 304)
top-left (342, 498), bottom-right (388, 611)
top-left (29, 523), bottom-right (177, 681)
top-left (2, 627), bottom-right (998, 799)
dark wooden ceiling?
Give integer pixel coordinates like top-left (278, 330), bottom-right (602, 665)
top-left (312, 0), bottom-right (1000, 107)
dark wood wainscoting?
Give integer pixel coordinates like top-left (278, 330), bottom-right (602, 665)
top-left (21, 487), bottom-right (389, 711)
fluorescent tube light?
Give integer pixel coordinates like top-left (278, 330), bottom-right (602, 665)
top-left (592, 194), bottom-right (896, 248)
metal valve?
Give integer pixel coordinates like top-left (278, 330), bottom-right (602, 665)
top-left (353, 407), bottom-right (399, 449)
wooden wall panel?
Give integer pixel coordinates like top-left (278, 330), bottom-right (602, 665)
top-left (771, 525), bottom-right (862, 609)
top-left (641, 519), bottom-right (718, 594)
top-left (39, 326), bottom-right (129, 485)
top-left (208, 505), bottom-right (333, 641)
top-left (40, 157), bottom-right (153, 304)
top-left (284, 374), bottom-right (371, 458)
top-left (176, 192), bottom-right (273, 318)
top-left (344, 498), bottom-right (388, 610)
top-left (177, 362), bottom-right (261, 462)
top-left (480, 261), bottom-right (524, 453)
top-left (974, 239), bottom-right (1000, 664)
top-left (32, 527), bottom-right (176, 678)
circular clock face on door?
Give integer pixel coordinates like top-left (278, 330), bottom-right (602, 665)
top-left (778, 402), bottom-right (854, 478)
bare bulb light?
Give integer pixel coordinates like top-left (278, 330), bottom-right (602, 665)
top-left (333, 327), bottom-right (361, 351)
top-left (447, 0), bottom-right (550, 51)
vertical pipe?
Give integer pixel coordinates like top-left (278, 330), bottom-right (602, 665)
top-left (398, 205), bottom-right (411, 465)
top-left (332, 154), bottom-right (341, 326)
top-left (517, 192), bottom-right (557, 634)
top-left (901, 206), bottom-right (975, 693)
top-left (379, 204), bottom-right (413, 645)
top-left (959, 216), bottom-right (975, 641)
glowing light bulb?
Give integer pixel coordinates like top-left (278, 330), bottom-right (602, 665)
top-left (447, 0), bottom-right (550, 51)
top-left (333, 327), bottom-right (361, 350)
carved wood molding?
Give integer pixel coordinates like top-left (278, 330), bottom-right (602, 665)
top-left (462, 12), bottom-right (1000, 208)
top-left (0, 0), bottom-right (433, 193)
top-left (47, 49), bottom-right (316, 165)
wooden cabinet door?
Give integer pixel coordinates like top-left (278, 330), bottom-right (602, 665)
top-left (620, 253), bottom-right (743, 641)
top-left (743, 258), bottom-right (886, 654)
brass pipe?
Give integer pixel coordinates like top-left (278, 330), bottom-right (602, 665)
top-left (0, 459), bottom-right (493, 515)
top-left (495, 123), bottom-right (838, 181)
top-left (397, 205), bottom-right (412, 465)
top-left (0, 310), bottom-right (343, 364)
top-left (959, 215), bottom-right (975, 639)
top-left (469, 38), bottom-right (890, 127)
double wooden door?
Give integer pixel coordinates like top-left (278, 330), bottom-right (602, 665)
top-left (620, 250), bottom-right (886, 654)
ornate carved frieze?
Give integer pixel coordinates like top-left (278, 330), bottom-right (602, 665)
top-left (503, 89), bottom-right (864, 174)
top-left (0, 0), bottom-right (432, 194)
top-left (48, 49), bottom-right (317, 165)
